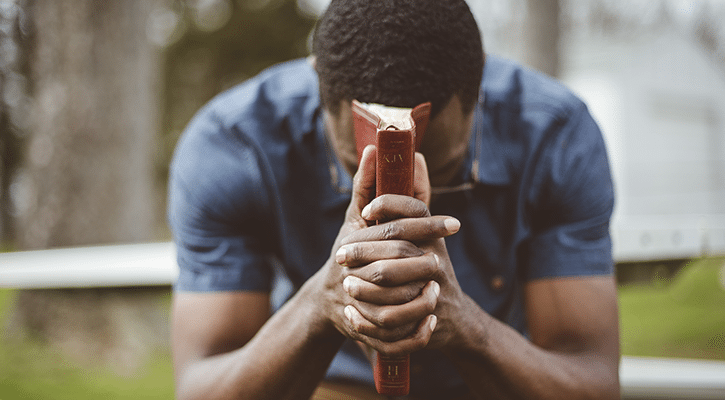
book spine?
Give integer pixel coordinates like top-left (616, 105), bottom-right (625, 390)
top-left (374, 127), bottom-right (414, 396)
top-left (376, 129), bottom-right (415, 197)
top-left (374, 353), bottom-right (410, 396)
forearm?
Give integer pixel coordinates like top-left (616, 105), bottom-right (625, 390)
top-left (444, 295), bottom-right (619, 400)
top-left (176, 280), bottom-right (345, 400)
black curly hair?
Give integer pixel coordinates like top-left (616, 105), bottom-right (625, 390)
top-left (312, 0), bottom-right (484, 118)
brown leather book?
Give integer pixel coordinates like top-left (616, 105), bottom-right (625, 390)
top-left (351, 100), bottom-right (432, 197)
top-left (351, 99), bottom-right (432, 396)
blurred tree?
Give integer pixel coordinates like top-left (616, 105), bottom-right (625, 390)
top-left (5, 0), bottom-right (317, 374)
top-left (0, 0), bottom-right (30, 249)
top-left (522, 0), bottom-right (561, 77)
top-left (463, 0), bottom-right (561, 78)
top-left (158, 0), bottom-right (316, 192)
top-left (8, 0), bottom-right (165, 373)
top-left (15, 1), bottom-right (159, 249)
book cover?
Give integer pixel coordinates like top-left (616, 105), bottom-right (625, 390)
top-left (351, 100), bottom-right (431, 197)
top-left (350, 99), bottom-right (432, 396)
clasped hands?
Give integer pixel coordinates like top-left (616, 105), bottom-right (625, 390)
top-left (318, 145), bottom-right (465, 357)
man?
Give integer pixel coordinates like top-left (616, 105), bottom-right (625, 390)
top-left (167, 0), bottom-right (620, 399)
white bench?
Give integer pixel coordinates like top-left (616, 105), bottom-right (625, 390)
top-left (0, 242), bottom-right (177, 288)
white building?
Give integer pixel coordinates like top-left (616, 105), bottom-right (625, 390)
top-left (559, 9), bottom-right (725, 261)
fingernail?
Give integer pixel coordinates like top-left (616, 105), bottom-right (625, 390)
top-left (344, 305), bottom-right (353, 321)
top-left (429, 315), bottom-right (437, 332)
top-left (444, 218), bottom-right (460, 233)
top-left (361, 204), bottom-right (372, 219)
top-left (432, 281), bottom-right (440, 297)
top-left (342, 276), bottom-right (351, 292)
top-left (336, 247), bottom-right (347, 265)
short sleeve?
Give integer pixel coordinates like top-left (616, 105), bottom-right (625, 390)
top-left (167, 108), bottom-right (276, 292)
top-left (524, 104), bottom-right (615, 280)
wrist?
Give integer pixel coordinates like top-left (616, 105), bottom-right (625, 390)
top-left (294, 270), bottom-right (344, 341)
top-left (442, 294), bottom-right (493, 357)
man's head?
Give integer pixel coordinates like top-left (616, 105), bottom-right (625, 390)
top-left (313, 0), bottom-right (484, 119)
top-left (312, 0), bottom-right (484, 187)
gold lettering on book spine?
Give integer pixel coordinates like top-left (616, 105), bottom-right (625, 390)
top-left (383, 154), bottom-right (403, 163)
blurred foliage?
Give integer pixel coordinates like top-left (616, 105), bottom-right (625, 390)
top-left (0, 0), bottom-right (317, 244)
top-left (616, 259), bottom-right (688, 287)
top-left (0, 289), bottom-right (175, 400)
top-left (158, 0), bottom-right (316, 196)
top-left (619, 257), bottom-right (725, 359)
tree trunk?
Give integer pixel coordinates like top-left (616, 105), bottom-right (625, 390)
top-left (17, 0), bottom-right (159, 248)
top-left (8, 0), bottom-right (164, 375)
top-left (0, 0), bottom-right (29, 248)
top-left (522, 0), bottom-right (561, 77)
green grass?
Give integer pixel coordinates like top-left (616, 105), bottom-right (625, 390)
top-left (619, 256), bottom-right (725, 359)
top-left (0, 257), bottom-right (723, 399)
top-left (0, 290), bottom-right (175, 400)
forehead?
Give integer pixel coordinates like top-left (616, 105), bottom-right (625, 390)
top-left (329, 96), bottom-right (471, 142)
top-left (423, 97), bottom-right (469, 136)
top-left (417, 96), bottom-right (474, 156)
top-left (325, 95), bottom-right (474, 185)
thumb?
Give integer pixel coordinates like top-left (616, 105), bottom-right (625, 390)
top-left (414, 152), bottom-right (431, 207)
top-left (347, 145), bottom-right (377, 221)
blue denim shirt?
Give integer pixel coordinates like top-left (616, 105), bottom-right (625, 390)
top-left (168, 55), bottom-right (614, 398)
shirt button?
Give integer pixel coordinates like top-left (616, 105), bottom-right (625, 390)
top-left (490, 275), bottom-right (505, 291)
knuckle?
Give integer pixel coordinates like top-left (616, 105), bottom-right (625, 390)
top-left (368, 265), bottom-right (388, 286)
top-left (374, 196), bottom-right (388, 211)
top-left (346, 282), bottom-right (360, 298)
top-left (400, 242), bottom-right (423, 258)
top-left (411, 296), bottom-right (435, 316)
top-left (347, 315), bottom-right (358, 331)
top-left (409, 334), bottom-right (428, 352)
top-left (405, 282), bottom-right (426, 302)
top-left (424, 218), bottom-right (438, 233)
top-left (419, 256), bottom-right (436, 276)
top-left (379, 332), bottom-right (397, 342)
top-left (376, 327), bottom-right (400, 342)
top-left (395, 323), bottom-right (417, 339)
top-left (376, 309), bottom-right (396, 328)
top-left (424, 298), bottom-right (437, 314)
top-left (350, 243), bottom-right (365, 261)
top-left (413, 255), bottom-right (437, 279)
top-left (380, 223), bottom-right (399, 241)
top-left (368, 327), bottom-right (395, 342)
top-left (376, 342), bottom-right (398, 357)
top-left (404, 286), bottom-right (419, 303)
top-left (348, 329), bottom-right (364, 342)
top-left (349, 317), bottom-right (364, 333)
top-left (410, 198), bottom-right (430, 217)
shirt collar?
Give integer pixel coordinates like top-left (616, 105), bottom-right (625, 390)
top-left (295, 62), bottom-right (321, 141)
top-left (471, 91), bottom-right (514, 186)
top-left (318, 111), bottom-right (353, 212)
